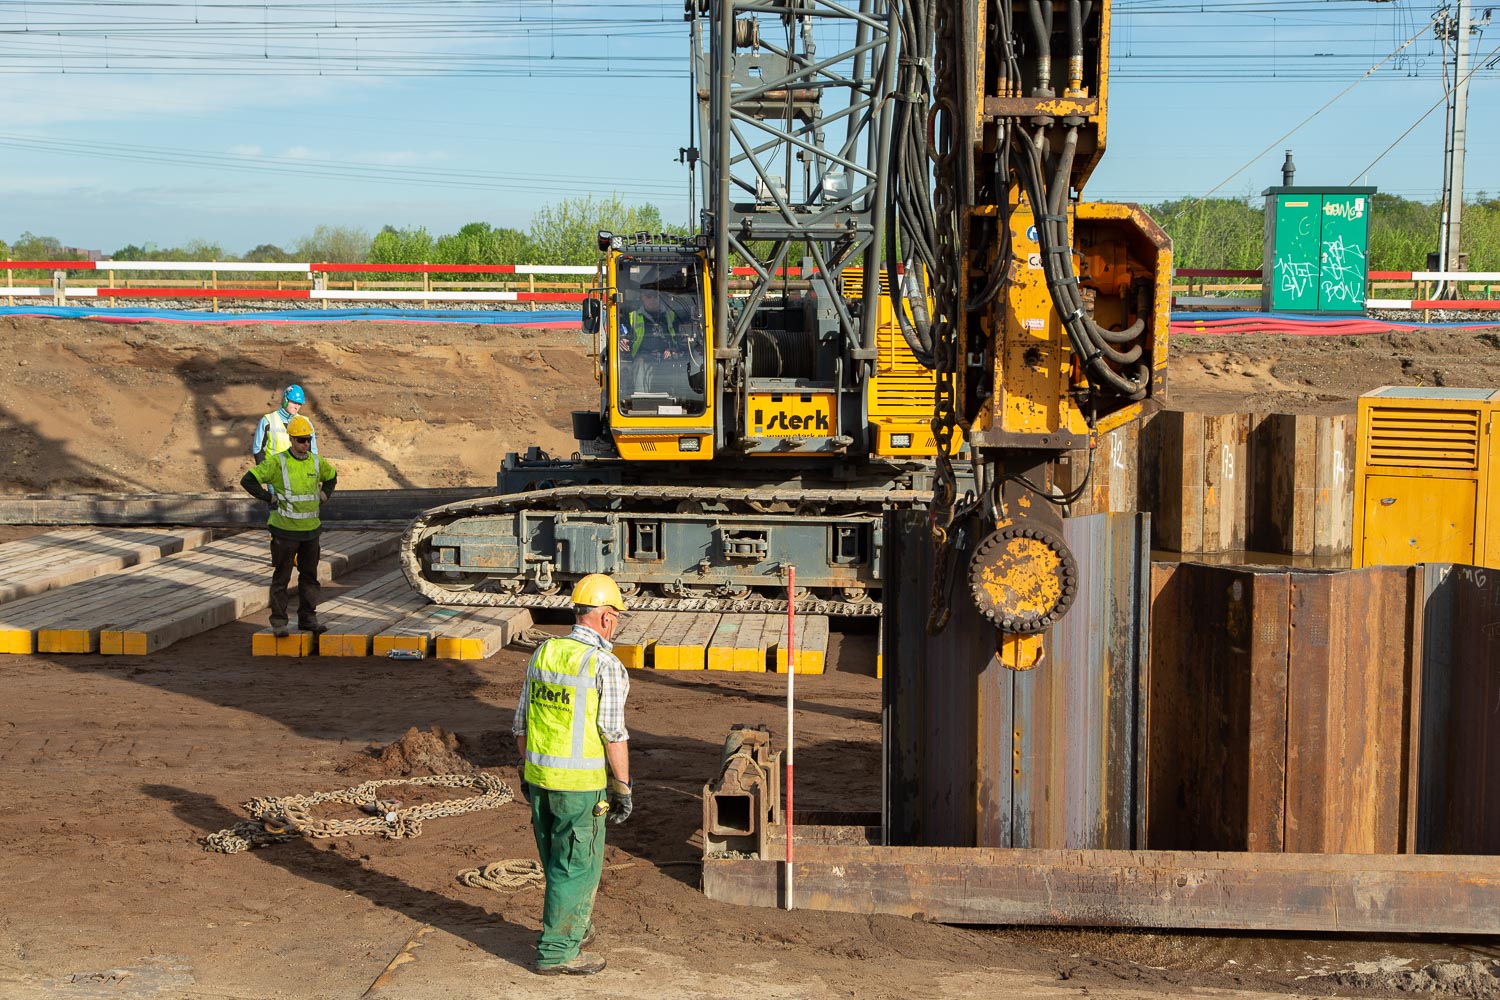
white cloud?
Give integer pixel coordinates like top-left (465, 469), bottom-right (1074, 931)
top-left (228, 144), bottom-right (263, 158)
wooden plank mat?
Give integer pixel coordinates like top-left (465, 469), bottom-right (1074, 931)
top-left (1, 534), bottom-right (267, 654)
top-left (373, 603), bottom-right (471, 657)
top-left (0, 529), bottom-right (395, 656)
top-left (251, 570), bottom-right (407, 657)
top-left (316, 572), bottom-right (426, 657)
top-left (654, 613), bottom-right (719, 671)
top-left (770, 615), bottom-right (830, 674)
top-left (107, 531), bottom-right (398, 656)
top-left (433, 606), bottom-right (534, 661)
top-left (707, 614), bottom-right (774, 672)
top-left (0, 527), bottom-right (214, 605)
top-left (612, 610), bottom-right (673, 669)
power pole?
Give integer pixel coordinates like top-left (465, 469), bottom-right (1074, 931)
top-left (1437, 0), bottom-right (1474, 274)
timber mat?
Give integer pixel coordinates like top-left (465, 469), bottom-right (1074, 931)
top-left (0, 530), bottom-right (396, 655)
top-left (615, 612), bottom-right (829, 673)
top-left (0, 527), bottom-right (213, 605)
top-left (252, 573), bottom-right (534, 660)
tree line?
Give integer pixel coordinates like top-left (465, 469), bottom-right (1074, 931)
top-left (5, 193), bottom-right (1498, 275)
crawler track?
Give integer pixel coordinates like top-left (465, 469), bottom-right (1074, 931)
top-left (400, 484), bottom-right (933, 617)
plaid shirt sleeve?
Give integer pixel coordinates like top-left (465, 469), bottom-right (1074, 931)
top-left (511, 647), bottom-right (537, 737)
top-left (594, 651), bottom-right (630, 744)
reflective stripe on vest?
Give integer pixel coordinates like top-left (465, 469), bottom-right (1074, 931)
top-left (263, 410), bottom-right (290, 456)
top-left (630, 309), bottom-right (677, 353)
top-left (265, 453), bottom-right (325, 532)
top-left (523, 638), bottom-right (606, 791)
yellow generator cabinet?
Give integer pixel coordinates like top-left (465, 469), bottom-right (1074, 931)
top-left (1352, 386), bottom-right (1499, 569)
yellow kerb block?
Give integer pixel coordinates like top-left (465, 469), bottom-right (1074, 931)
top-left (773, 649), bottom-right (826, 674)
top-left (654, 643), bottom-right (706, 670)
top-left (0, 629), bottom-right (33, 654)
top-left (707, 646), bottom-right (762, 672)
top-left (436, 636), bottom-right (482, 660)
top-left (38, 629), bottom-right (93, 654)
top-left (319, 634), bottom-right (370, 657)
top-left (614, 638), bottom-right (653, 670)
top-left (252, 633), bottom-right (314, 657)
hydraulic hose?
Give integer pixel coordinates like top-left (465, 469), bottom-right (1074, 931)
top-left (1026, 0), bottom-right (1053, 94)
top-left (1013, 134), bottom-right (1149, 400)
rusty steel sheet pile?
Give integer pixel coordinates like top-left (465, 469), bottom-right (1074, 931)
top-left (705, 546), bottom-right (1500, 933)
top-left (1415, 563), bottom-right (1500, 855)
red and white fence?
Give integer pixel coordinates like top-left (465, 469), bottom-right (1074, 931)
top-left (0, 260), bottom-right (598, 305)
top-left (2, 260), bottom-right (1496, 313)
top-left (1175, 267), bottom-right (1500, 312)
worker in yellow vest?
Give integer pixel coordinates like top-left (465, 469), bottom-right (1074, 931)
top-left (252, 383), bottom-right (319, 464)
top-left (239, 414), bottom-right (338, 638)
top-left (512, 574), bottom-right (633, 977)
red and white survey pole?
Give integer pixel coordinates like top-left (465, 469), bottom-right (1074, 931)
top-left (784, 564), bottom-right (796, 911)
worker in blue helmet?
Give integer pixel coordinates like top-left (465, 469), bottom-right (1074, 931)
top-left (253, 383), bottom-right (319, 464)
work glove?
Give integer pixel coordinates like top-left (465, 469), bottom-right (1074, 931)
top-left (518, 774), bottom-right (533, 806)
top-left (607, 776), bottom-right (632, 825)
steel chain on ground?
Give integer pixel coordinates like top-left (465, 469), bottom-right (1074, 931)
top-left (456, 859), bottom-right (545, 892)
top-left (201, 772), bottom-right (512, 853)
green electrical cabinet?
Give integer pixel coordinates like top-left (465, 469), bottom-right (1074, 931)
top-left (1261, 186), bottom-right (1375, 314)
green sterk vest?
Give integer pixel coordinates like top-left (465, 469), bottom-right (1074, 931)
top-left (523, 637), bottom-right (606, 791)
top-left (629, 308), bottom-right (678, 354)
top-left (266, 453), bottom-right (327, 533)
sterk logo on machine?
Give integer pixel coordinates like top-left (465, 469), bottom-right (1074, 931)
top-left (754, 408), bottom-right (830, 434)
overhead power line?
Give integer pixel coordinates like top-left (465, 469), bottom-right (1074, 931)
top-left (0, 130), bottom-right (686, 198)
top-left (1351, 35), bottom-right (1500, 183)
top-left (1167, 21), bottom-right (1432, 222)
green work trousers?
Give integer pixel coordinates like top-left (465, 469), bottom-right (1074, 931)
top-left (530, 786), bottom-right (606, 968)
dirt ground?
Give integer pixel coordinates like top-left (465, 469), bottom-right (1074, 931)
top-left (2, 316), bottom-right (1500, 999)
top-left (1, 560), bottom-right (1496, 1000)
top-left (2, 314), bottom-right (1498, 494)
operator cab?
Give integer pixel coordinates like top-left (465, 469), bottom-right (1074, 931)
top-left (615, 257), bottom-right (708, 418)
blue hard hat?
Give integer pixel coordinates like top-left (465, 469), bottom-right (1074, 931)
top-left (284, 384), bottom-right (306, 405)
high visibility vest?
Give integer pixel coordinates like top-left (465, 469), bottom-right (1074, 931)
top-left (266, 453), bottom-right (330, 533)
top-left (262, 410), bottom-right (291, 457)
top-left (629, 309), bottom-right (678, 354)
top-left (261, 410), bottom-right (318, 458)
top-left (523, 637), bottom-right (607, 791)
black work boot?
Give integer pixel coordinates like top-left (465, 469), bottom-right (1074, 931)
top-left (300, 620), bottom-right (329, 635)
top-left (535, 952), bottom-right (606, 976)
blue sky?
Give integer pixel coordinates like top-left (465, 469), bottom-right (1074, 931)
top-left (0, 0), bottom-right (1494, 255)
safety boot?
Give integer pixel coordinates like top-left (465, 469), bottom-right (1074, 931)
top-left (535, 952), bottom-right (606, 976)
top-left (272, 624), bottom-right (290, 638)
top-left (300, 620), bottom-right (329, 635)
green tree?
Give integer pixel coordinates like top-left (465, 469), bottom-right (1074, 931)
top-left (433, 221), bottom-right (531, 266)
top-left (294, 225), bottom-right (371, 263)
top-left (1147, 198), bottom-right (1265, 272)
top-left (8, 232), bottom-right (81, 261)
top-left (527, 196), bottom-right (682, 265)
top-left (243, 243), bottom-right (293, 263)
top-left (369, 224), bottom-right (434, 266)
top-left (109, 242), bottom-right (157, 260)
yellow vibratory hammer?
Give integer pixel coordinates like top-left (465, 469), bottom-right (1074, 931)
top-left (920, 0), bottom-right (1172, 669)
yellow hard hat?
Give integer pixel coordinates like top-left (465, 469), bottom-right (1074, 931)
top-left (286, 414), bottom-right (314, 438)
top-left (570, 573), bottom-right (627, 611)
